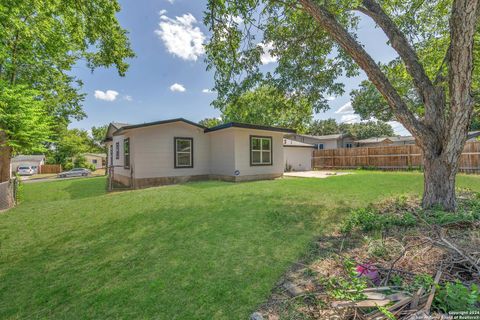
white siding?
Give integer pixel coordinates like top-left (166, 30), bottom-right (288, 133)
top-left (232, 128), bottom-right (285, 176)
top-left (129, 122), bottom-right (210, 179)
top-left (208, 129), bottom-right (236, 176)
top-left (284, 147), bottom-right (313, 171)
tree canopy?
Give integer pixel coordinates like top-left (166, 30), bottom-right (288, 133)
top-left (307, 119), bottom-right (394, 140)
top-left (198, 117), bottom-right (223, 128)
top-left (0, 0), bottom-right (134, 155)
top-left (220, 85), bottom-right (313, 132)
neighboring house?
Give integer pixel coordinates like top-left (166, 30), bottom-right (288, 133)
top-left (82, 153), bottom-right (106, 170)
top-left (104, 118), bottom-right (295, 189)
top-left (467, 131), bottom-right (480, 141)
top-left (11, 155), bottom-right (45, 173)
top-left (285, 133), bottom-right (354, 149)
top-left (355, 136), bottom-right (416, 147)
top-left (283, 139), bottom-right (314, 171)
top-left (356, 131), bottom-right (480, 147)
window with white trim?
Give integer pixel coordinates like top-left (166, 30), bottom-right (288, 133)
top-left (174, 137), bottom-right (193, 168)
top-left (115, 142), bottom-right (120, 159)
top-left (250, 136), bottom-right (272, 166)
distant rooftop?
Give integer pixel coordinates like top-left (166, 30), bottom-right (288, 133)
top-left (12, 155), bottom-right (45, 162)
top-left (283, 139), bottom-right (314, 147)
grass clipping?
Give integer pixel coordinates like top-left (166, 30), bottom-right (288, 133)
top-left (256, 190), bottom-right (480, 320)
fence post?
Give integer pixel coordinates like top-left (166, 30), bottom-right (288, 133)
top-left (367, 147), bottom-right (370, 167)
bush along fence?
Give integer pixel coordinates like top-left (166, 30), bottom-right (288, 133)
top-left (312, 141), bottom-right (480, 173)
top-left (0, 178), bottom-right (18, 211)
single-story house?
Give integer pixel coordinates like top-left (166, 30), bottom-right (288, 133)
top-left (283, 139), bottom-right (314, 171)
top-left (82, 153), bottom-right (107, 170)
top-left (104, 118), bottom-right (295, 189)
top-left (11, 155), bottom-right (45, 173)
top-left (355, 136), bottom-right (416, 147)
top-left (284, 133), bottom-right (354, 150)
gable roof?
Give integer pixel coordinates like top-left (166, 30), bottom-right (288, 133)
top-left (205, 122), bottom-right (295, 133)
top-left (283, 139), bottom-right (315, 147)
top-left (284, 133), bottom-right (347, 142)
top-left (468, 131), bottom-right (480, 140)
top-left (112, 118), bottom-right (206, 136)
top-left (12, 155), bottom-right (45, 162)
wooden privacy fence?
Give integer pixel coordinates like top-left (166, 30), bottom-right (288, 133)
top-left (312, 141), bottom-right (480, 173)
top-left (39, 164), bottom-right (62, 174)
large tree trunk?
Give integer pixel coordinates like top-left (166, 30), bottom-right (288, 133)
top-left (422, 151), bottom-right (458, 211)
top-left (0, 130), bottom-right (12, 183)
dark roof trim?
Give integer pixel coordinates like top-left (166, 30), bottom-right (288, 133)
top-left (283, 145), bottom-right (315, 148)
top-left (205, 122), bottom-right (295, 134)
top-left (113, 118), bottom-right (206, 135)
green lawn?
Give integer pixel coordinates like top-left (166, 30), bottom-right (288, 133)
top-left (0, 172), bottom-right (479, 319)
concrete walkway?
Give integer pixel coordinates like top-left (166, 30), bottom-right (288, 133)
top-left (284, 170), bottom-right (351, 179)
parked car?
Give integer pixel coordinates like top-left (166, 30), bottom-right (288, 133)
top-left (58, 168), bottom-right (91, 178)
top-left (17, 166), bottom-right (35, 176)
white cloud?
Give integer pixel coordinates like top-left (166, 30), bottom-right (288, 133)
top-left (170, 83), bottom-right (186, 92)
top-left (388, 121), bottom-right (409, 135)
top-left (258, 42), bottom-right (277, 65)
top-left (202, 88), bottom-right (213, 93)
top-left (335, 101), bottom-right (354, 114)
top-left (124, 95), bottom-right (133, 101)
top-left (159, 9), bottom-right (167, 15)
top-left (326, 96), bottom-right (336, 101)
top-left (341, 114), bottom-right (361, 124)
top-left (94, 90), bottom-right (119, 102)
top-left (166, 0), bottom-right (174, 3)
top-left (155, 13), bottom-right (205, 61)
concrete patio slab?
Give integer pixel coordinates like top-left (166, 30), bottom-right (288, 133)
top-left (283, 170), bottom-right (351, 179)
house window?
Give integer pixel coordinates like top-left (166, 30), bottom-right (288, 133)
top-left (110, 145), bottom-right (113, 165)
top-left (115, 142), bottom-right (120, 159)
top-left (92, 159), bottom-right (97, 164)
top-left (316, 143), bottom-right (324, 150)
top-left (346, 143), bottom-right (353, 148)
top-left (250, 136), bottom-right (272, 166)
top-left (174, 137), bottom-right (193, 168)
top-left (124, 138), bottom-right (130, 169)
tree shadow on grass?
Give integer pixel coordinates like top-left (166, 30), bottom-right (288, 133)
top-left (61, 177), bottom-right (107, 200)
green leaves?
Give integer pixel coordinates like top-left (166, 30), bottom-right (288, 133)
top-left (0, 0), bottom-right (134, 153)
top-left (205, 0), bottom-right (358, 114)
top-left (0, 82), bottom-right (53, 153)
top-left (221, 85), bottom-right (313, 132)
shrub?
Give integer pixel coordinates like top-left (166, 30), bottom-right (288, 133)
top-left (341, 207), bottom-right (416, 234)
top-left (434, 281), bottom-right (480, 313)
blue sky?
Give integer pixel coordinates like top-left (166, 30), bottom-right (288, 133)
top-left (70, 0), bottom-right (408, 135)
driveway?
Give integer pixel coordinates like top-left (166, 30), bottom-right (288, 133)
top-left (284, 170), bottom-right (351, 178)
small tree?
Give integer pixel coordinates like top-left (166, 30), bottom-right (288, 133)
top-left (205, 0), bottom-right (479, 210)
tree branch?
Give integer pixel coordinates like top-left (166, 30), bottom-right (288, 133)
top-left (296, 0), bottom-right (432, 142)
top-left (357, 0), bottom-right (435, 101)
top-left (444, 0), bottom-right (479, 159)
top-left (357, 0), bottom-right (446, 135)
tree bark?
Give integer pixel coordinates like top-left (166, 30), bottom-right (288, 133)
top-left (0, 130), bottom-right (12, 183)
top-left (422, 147), bottom-right (460, 211)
